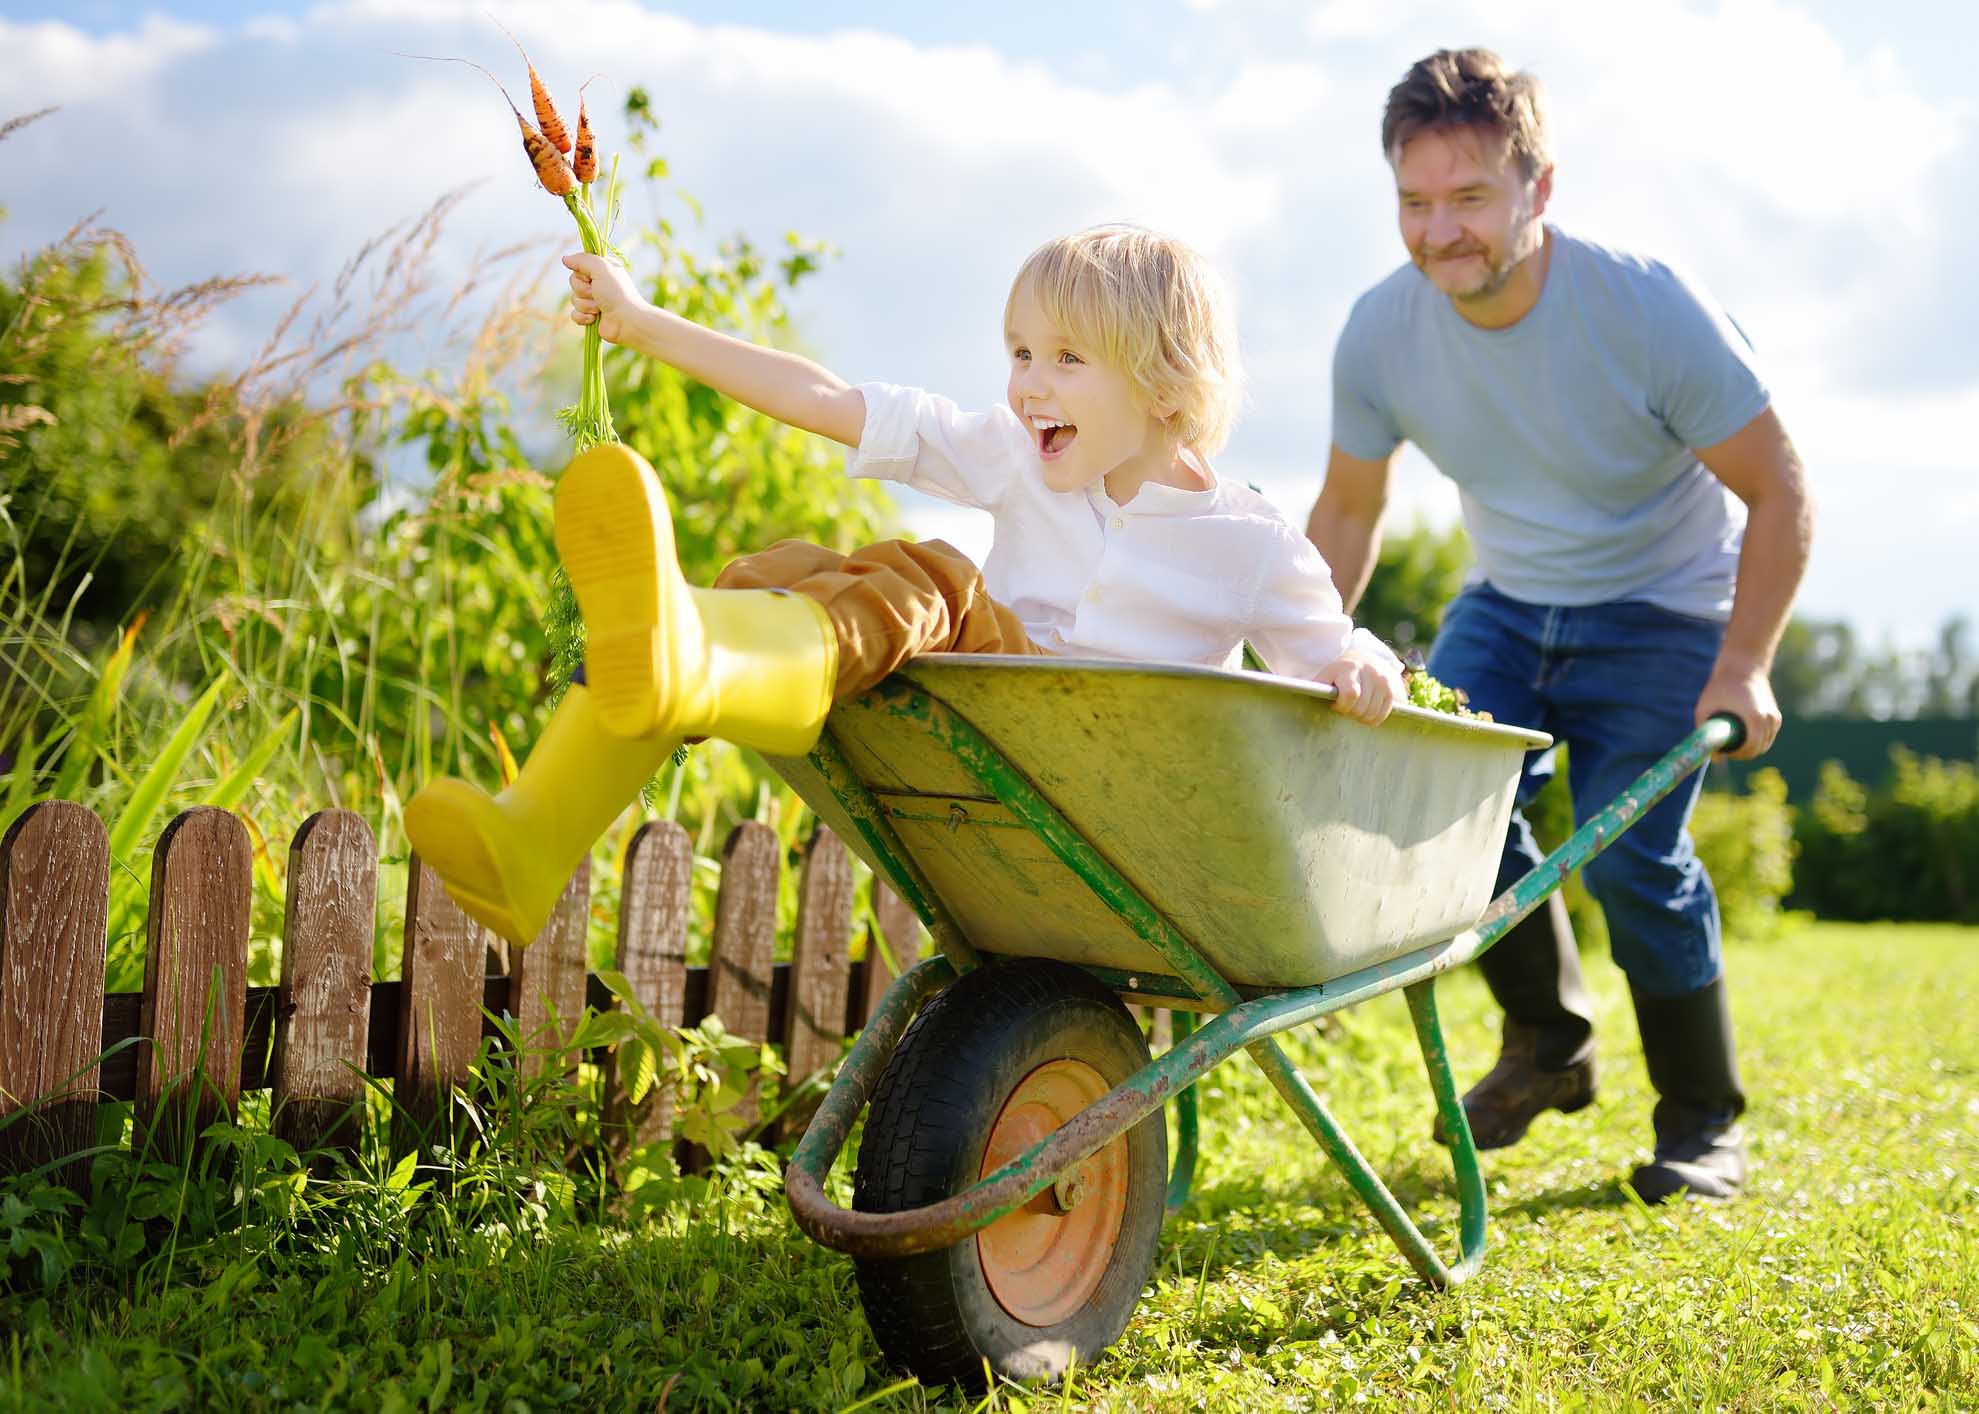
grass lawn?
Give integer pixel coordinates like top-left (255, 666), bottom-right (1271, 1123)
top-left (3, 920), bottom-right (1974, 1411)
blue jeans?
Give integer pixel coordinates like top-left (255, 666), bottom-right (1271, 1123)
top-left (1427, 582), bottom-right (1725, 997)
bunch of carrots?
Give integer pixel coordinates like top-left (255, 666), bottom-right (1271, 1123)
top-left (435, 29), bottom-right (625, 452)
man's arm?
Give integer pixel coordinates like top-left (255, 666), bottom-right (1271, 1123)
top-left (1692, 405), bottom-right (1815, 760)
top-left (1306, 443), bottom-right (1397, 612)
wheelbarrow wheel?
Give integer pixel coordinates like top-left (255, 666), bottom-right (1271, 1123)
top-left (852, 957), bottom-right (1165, 1388)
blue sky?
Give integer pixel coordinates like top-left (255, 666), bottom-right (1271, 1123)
top-left (23, 0), bottom-right (1978, 95)
top-left (3, 1), bottom-right (1974, 644)
top-left (21, 0), bottom-right (1978, 103)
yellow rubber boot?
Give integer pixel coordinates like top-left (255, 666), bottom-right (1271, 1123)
top-left (404, 685), bottom-right (676, 948)
top-left (555, 443), bottom-right (837, 752)
top-left (554, 443), bottom-right (713, 738)
top-left (689, 586), bottom-right (837, 756)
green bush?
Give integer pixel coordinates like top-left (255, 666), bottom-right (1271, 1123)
top-left (1354, 519), bottom-right (1472, 654)
top-left (1794, 750), bottom-right (1978, 922)
top-left (0, 231), bottom-right (337, 647)
top-left (1689, 767), bottom-right (1797, 938)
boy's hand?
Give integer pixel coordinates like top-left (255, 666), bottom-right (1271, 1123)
top-left (564, 252), bottom-right (649, 346)
top-left (1314, 649), bottom-right (1401, 725)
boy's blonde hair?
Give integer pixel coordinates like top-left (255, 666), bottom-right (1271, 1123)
top-left (1007, 224), bottom-right (1244, 455)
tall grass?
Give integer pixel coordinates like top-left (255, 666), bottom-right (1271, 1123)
top-left (3, 196), bottom-right (499, 975)
top-left (0, 190), bottom-right (851, 999)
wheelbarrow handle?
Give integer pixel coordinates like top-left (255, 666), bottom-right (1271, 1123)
top-left (1706, 711), bottom-right (1748, 754)
top-left (1463, 711), bottom-right (1746, 968)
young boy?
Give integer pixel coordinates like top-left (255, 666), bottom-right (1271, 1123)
top-left (407, 225), bottom-right (1403, 947)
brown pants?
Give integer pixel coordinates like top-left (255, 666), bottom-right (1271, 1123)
top-left (715, 538), bottom-right (1046, 701)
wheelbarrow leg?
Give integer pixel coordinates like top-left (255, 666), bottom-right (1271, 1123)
top-left (1164, 1010), bottom-right (1199, 1217)
top-left (1239, 978), bottom-right (1486, 1289)
top-left (1405, 978), bottom-right (1488, 1281)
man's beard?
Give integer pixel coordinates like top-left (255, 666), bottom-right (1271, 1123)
top-left (1418, 242), bottom-right (1520, 301)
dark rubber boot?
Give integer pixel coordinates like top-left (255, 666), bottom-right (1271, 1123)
top-left (1629, 976), bottom-right (1748, 1202)
top-left (1436, 895), bottom-right (1598, 1150)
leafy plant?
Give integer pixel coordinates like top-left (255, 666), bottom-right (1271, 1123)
top-left (1687, 766), bottom-right (1796, 938)
top-left (1352, 518), bottom-right (1472, 654)
top-left (588, 971), bottom-right (785, 1180)
top-left (1793, 748), bottom-right (1978, 921)
top-left (0, 1182), bottom-right (77, 1289)
top-left (1400, 665), bottom-right (1473, 717)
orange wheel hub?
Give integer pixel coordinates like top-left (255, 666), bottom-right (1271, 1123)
top-left (976, 1059), bottom-right (1128, 1327)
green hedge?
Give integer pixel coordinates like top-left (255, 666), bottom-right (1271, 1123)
top-left (1791, 750), bottom-right (1978, 923)
top-left (1528, 745), bottom-right (1977, 935)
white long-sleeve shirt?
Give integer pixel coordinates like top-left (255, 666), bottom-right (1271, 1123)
top-left (850, 381), bottom-right (1398, 682)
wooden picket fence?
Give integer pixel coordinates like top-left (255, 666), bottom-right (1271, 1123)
top-left (0, 799), bottom-right (926, 1184)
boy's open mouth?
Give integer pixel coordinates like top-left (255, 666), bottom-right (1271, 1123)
top-left (1032, 418), bottom-right (1078, 459)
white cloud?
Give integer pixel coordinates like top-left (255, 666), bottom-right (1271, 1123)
top-left (0, 15), bottom-right (216, 102)
top-left (1210, 61), bottom-right (1330, 133)
top-left (1306, 0), bottom-right (1414, 42)
top-left (0, 0), bottom-right (1971, 644)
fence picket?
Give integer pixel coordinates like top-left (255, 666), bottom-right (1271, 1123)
top-left (272, 810), bottom-right (376, 1161)
top-left (135, 807), bottom-right (251, 1164)
top-left (393, 858), bottom-right (487, 1157)
top-left (604, 821), bottom-right (691, 1155)
top-left (0, 801), bottom-right (110, 1185)
top-left (509, 861), bottom-right (590, 1078)
top-left (781, 827), bottom-right (854, 1137)
top-left (703, 821), bottom-right (779, 1128)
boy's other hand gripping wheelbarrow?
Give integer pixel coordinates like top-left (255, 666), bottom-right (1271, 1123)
top-left (768, 655), bottom-right (1743, 1388)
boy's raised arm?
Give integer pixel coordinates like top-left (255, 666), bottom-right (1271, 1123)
top-left (564, 252), bottom-right (867, 449)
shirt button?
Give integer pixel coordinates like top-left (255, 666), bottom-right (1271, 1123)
top-left (1109, 516), bottom-right (1125, 530)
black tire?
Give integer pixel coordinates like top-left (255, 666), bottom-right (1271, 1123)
top-left (852, 958), bottom-right (1165, 1388)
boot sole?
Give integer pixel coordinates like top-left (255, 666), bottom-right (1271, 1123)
top-left (1627, 1163), bottom-right (1744, 1204)
top-left (555, 448), bottom-right (692, 739)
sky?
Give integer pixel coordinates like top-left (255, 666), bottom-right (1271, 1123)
top-left (2, 0), bottom-right (1974, 646)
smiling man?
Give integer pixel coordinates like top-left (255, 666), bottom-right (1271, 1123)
top-left (1307, 48), bottom-right (1815, 1202)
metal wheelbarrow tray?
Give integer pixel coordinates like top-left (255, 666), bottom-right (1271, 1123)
top-left (768, 654), bottom-right (1741, 1387)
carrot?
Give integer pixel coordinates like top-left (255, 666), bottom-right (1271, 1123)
top-left (492, 16), bottom-right (570, 153)
top-left (573, 75), bottom-right (601, 184)
top-left (518, 110), bottom-right (577, 195)
top-left (394, 52), bottom-right (578, 196)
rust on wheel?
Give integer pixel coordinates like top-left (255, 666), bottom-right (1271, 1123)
top-left (975, 1058), bottom-right (1129, 1327)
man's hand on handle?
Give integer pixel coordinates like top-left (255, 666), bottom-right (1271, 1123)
top-left (1694, 661), bottom-right (1780, 760)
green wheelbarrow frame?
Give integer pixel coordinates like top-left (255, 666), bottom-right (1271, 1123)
top-left (782, 668), bottom-right (1743, 1287)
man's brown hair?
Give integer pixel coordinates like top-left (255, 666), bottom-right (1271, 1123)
top-left (1382, 48), bottom-right (1550, 179)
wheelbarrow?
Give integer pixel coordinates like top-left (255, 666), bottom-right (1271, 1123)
top-left (768, 655), bottom-right (1742, 1386)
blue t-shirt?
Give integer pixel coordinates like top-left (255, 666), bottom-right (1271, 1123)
top-left (1332, 227), bottom-right (1770, 619)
